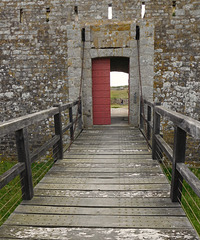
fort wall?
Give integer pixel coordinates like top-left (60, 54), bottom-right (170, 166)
top-left (0, 0), bottom-right (199, 123)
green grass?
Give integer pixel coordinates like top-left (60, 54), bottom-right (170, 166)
top-left (181, 168), bottom-right (200, 235)
top-left (0, 157), bottom-right (54, 226)
top-left (161, 162), bottom-right (200, 236)
top-left (110, 88), bottom-right (128, 102)
top-left (111, 88), bottom-right (128, 99)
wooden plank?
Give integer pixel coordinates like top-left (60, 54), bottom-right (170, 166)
top-left (72, 141), bottom-right (148, 146)
top-left (69, 145), bottom-right (148, 150)
top-left (56, 157), bottom-right (154, 164)
top-left (0, 225), bottom-right (199, 240)
top-left (5, 213), bottom-right (192, 229)
top-left (40, 176), bottom-right (168, 184)
top-left (46, 171), bottom-right (165, 179)
top-left (76, 139), bottom-right (145, 142)
top-left (35, 183), bottom-right (170, 191)
top-left (78, 134), bottom-right (145, 137)
top-left (49, 166), bottom-right (160, 173)
top-left (49, 166), bottom-right (161, 173)
top-left (79, 133), bottom-right (142, 137)
top-left (21, 197), bottom-right (179, 208)
top-left (63, 154), bottom-right (152, 159)
top-left (34, 189), bottom-right (170, 198)
top-left (82, 128), bottom-right (138, 131)
top-left (0, 163), bottom-right (25, 190)
top-left (81, 129), bottom-right (141, 133)
top-left (53, 162), bottom-right (160, 168)
top-left (1, 226), bottom-right (199, 240)
top-left (76, 138), bottom-right (146, 142)
top-left (78, 134), bottom-right (142, 138)
top-left (14, 205), bottom-right (184, 216)
top-left (66, 150), bottom-right (151, 155)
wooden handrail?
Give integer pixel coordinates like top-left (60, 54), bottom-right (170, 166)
top-left (155, 106), bottom-right (200, 139)
top-left (0, 107), bottom-right (59, 138)
top-left (0, 98), bottom-right (82, 200)
top-left (140, 98), bottom-right (200, 203)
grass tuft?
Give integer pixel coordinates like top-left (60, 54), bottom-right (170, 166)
top-left (0, 157), bottom-right (54, 226)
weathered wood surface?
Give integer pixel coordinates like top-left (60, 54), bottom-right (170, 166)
top-left (0, 107), bottom-right (58, 138)
top-left (15, 128), bottom-right (33, 200)
top-left (156, 105), bottom-right (200, 139)
top-left (0, 127), bottom-right (199, 239)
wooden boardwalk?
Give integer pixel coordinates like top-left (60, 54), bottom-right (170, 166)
top-left (0, 127), bottom-right (199, 239)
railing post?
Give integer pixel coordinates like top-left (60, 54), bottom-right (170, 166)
top-left (152, 104), bottom-right (161, 160)
top-left (69, 106), bottom-right (74, 141)
top-left (171, 126), bottom-right (186, 202)
top-left (53, 104), bottom-right (63, 160)
top-left (140, 98), bottom-right (143, 130)
top-left (147, 105), bottom-right (151, 140)
top-left (78, 99), bottom-right (83, 130)
top-left (15, 127), bottom-right (33, 200)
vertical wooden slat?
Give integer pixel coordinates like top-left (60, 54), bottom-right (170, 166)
top-left (78, 99), bottom-right (83, 131)
top-left (171, 126), bottom-right (186, 202)
top-left (152, 107), bottom-right (161, 160)
top-left (69, 106), bottom-right (74, 141)
top-left (147, 105), bottom-right (151, 140)
top-left (15, 128), bottom-right (33, 200)
top-left (53, 104), bottom-right (63, 160)
top-left (140, 99), bottom-right (143, 130)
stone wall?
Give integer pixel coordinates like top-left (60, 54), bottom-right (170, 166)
top-left (0, 1), bottom-right (70, 158)
top-left (146, 0), bottom-right (200, 120)
top-left (0, 0), bottom-right (200, 123)
top-left (0, 1), bottom-right (69, 123)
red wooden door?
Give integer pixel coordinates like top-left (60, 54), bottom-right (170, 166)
top-left (92, 58), bottom-right (111, 125)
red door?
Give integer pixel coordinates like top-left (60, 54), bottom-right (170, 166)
top-left (92, 58), bottom-right (111, 125)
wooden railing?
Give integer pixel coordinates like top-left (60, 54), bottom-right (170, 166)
top-left (140, 99), bottom-right (200, 202)
top-left (0, 98), bottom-right (82, 200)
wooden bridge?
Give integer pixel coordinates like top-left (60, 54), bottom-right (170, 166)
top-left (0, 99), bottom-right (200, 239)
